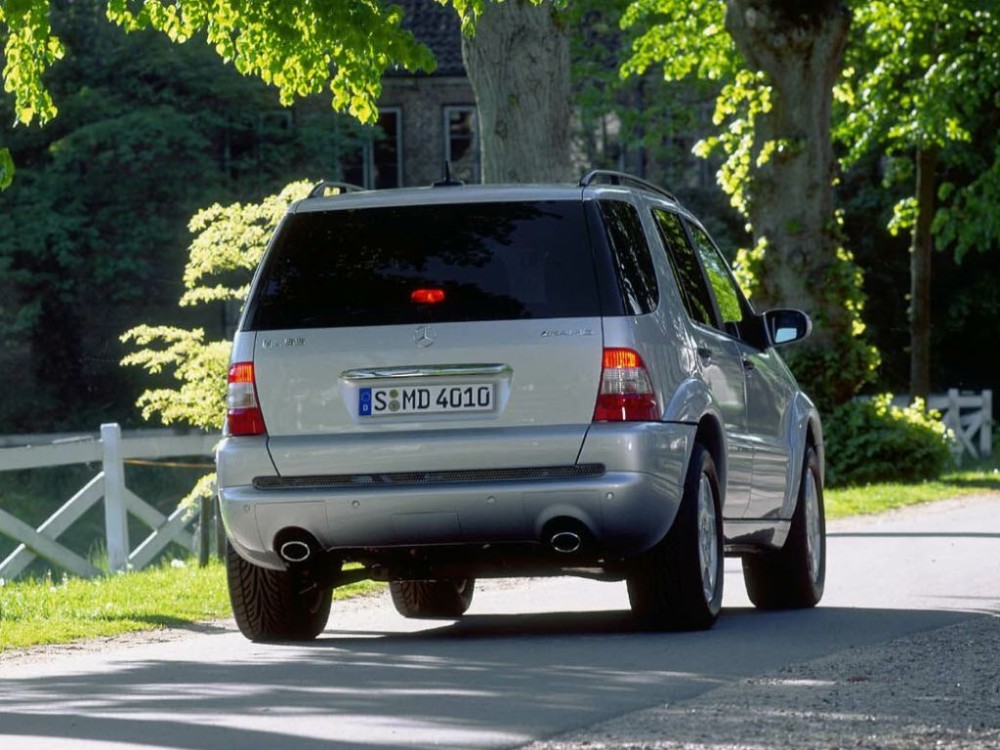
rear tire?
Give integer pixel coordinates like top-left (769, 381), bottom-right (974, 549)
top-left (742, 445), bottom-right (826, 609)
top-left (389, 579), bottom-right (476, 619)
top-left (626, 443), bottom-right (724, 631)
top-left (226, 542), bottom-right (332, 641)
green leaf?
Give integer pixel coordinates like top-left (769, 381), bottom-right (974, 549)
top-left (0, 148), bottom-right (14, 190)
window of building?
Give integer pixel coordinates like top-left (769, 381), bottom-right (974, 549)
top-left (444, 106), bottom-right (480, 183)
top-left (342, 108), bottom-right (402, 189)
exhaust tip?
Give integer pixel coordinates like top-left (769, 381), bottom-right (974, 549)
top-left (278, 540), bottom-right (313, 564)
top-left (550, 531), bottom-right (583, 554)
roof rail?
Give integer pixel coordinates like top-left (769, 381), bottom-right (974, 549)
top-left (579, 170), bottom-right (679, 203)
top-left (306, 180), bottom-right (367, 199)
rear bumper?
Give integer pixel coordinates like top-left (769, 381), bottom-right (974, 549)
top-left (218, 422), bottom-right (695, 571)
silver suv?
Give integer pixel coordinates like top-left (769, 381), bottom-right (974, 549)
top-left (217, 171), bottom-right (826, 641)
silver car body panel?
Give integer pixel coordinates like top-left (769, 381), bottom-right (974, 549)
top-left (219, 421), bottom-right (695, 571)
top-left (217, 181), bottom-right (823, 577)
top-left (253, 317), bottom-right (603, 475)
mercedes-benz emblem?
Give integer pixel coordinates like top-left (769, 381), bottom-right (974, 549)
top-left (414, 325), bottom-right (435, 348)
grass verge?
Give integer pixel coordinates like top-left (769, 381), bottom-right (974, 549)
top-left (0, 558), bottom-right (383, 653)
top-left (826, 461), bottom-right (1000, 518)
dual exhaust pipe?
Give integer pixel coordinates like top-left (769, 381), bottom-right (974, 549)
top-left (277, 521), bottom-right (593, 563)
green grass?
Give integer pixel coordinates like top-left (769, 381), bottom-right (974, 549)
top-left (826, 460), bottom-right (1000, 518)
top-left (0, 558), bottom-right (383, 653)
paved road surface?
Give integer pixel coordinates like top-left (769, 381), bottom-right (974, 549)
top-left (1, 494), bottom-right (997, 750)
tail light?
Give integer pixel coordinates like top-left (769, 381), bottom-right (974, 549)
top-left (226, 362), bottom-right (266, 436)
top-left (593, 348), bottom-right (659, 422)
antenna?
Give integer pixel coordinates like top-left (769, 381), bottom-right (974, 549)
top-left (433, 161), bottom-right (465, 187)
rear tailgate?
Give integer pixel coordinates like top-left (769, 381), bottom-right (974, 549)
top-left (255, 319), bottom-right (603, 475)
top-left (242, 197), bottom-right (607, 476)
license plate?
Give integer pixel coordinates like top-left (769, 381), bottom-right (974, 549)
top-left (359, 383), bottom-right (495, 417)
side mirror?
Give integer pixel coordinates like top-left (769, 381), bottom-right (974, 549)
top-left (764, 308), bottom-right (811, 346)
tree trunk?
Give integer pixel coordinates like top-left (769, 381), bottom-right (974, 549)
top-left (910, 145), bottom-right (937, 400)
top-left (724, 2), bottom-right (859, 407)
top-left (724, 2), bottom-right (848, 317)
top-left (461, 0), bottom-right (575, 183)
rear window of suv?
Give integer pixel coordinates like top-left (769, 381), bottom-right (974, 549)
top-left (244, 201), bottom-right (603, 330)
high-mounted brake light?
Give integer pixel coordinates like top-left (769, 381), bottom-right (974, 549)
top-left (226, 362), bottom-right (266, 436)
top-left (593, 347), bottom-right (659, 422)
top-left (411, 288), bottom-right (446, 304)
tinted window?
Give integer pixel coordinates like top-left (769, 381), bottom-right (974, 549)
top-left (686, 223), bottom-right (745, 326)
top-left (652, 209), bottom-right (715, 326)
top-left (598, 200), bottom-right (658, 315)
top-left (245, 201), bottom-right (601, 330)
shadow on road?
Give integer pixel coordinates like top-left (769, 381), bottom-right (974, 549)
top-left (0, 605), bottom-right (980, 750)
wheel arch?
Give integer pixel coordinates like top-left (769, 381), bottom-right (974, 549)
top-left (780, 393), bottom-right (824, 518)
top-left (693, 412), bottom-right (727, 500)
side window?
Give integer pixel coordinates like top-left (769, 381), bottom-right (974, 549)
top-left (685, 222), bottom-right (745, 327)
top-left (598, 200), bottom-right (659, 315)
top-left (652, 209), bottom-right (716, 327)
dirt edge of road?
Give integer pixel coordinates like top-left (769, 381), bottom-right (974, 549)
top-left (523, 613), bottom-right (1000, 750)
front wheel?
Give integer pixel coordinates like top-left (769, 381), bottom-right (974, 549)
top-left (742, 444), bottom-right (826, 609)
top-left (226, 542), bottom-right (332, 641)
top-left (626, 443), bottom-right (724, 631)
top-left (389, 579), bottom-right (476, 619)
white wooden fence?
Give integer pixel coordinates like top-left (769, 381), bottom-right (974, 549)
top-left (926, 389), bottom-right (993, 462)
top-left (0, 425), bottom-right (218, 580)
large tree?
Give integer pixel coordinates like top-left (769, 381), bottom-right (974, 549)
top-left (3, 0), bottom-right (577, 187)
top-left (623, 1), bottom-right (877, 411)
top-left (461, 0), bottom-right (574, 182)
top-left (837, 1), bottom-right (1000, 398)
top-left (1, 0), bottom-right (437, 189)
top-left (0, 0), bottom-right (370, 430)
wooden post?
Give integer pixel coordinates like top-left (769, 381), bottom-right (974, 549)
top-left (101, 423), bottom-right (130, 573)
top-left (211, 476), bottom-right (226, 560)
top-left (982, 390), bottom-right (993, 458)
top-left (199, 495), bottom-right (212, 567)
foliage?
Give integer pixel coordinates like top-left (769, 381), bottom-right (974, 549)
top-left (2, 0), bottom-right (437, 130)
top-left (836, 1), bottom-right (1000, 261)
top-left (1, 0), bottom-right (63, 126)
top-left (621, 0), bottom-right (749, 206)
top-left (620, 0), bottom-right (878, 411)
top-left (0, 2), bottom-right (369, 431)
top-left (567, 0), bottom-right (744, 250)
top-left (823, 394), bottom-right (954, 488)
top-left (773, 240), bottom-right (880, 414)
top-left (121, 180), bottom-right (311, 432)
top-left (180, 180), bottom-right (311, 307)
top-left (0, 0), bottom-right (554, 189)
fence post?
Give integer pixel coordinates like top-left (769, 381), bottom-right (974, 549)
top-left (982, 390), bottom-right (993, 457)
top-left (199, 495), bottom-right (212, 567)
top-left (101, 423), bottom-right (130, 573)
top-left (215, 495), bottom-right (226, 561)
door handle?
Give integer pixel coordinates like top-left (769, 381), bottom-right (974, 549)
top-left (742, 357), bottom-right (755, 372)
top-left (697, 347), bottom-right (713, 363)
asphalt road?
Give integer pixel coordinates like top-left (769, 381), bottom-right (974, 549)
top-left (1, 494), bottom-right (998, 750)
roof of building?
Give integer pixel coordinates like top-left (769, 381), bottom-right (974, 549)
top-left (394, 0), bottom-right (466, 77)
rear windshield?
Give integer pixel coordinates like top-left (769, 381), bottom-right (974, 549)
top-left (244, 201), bottom-right (602, 330)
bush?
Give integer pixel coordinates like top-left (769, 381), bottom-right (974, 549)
top-left (824, 394), bottom-right (954, 487)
